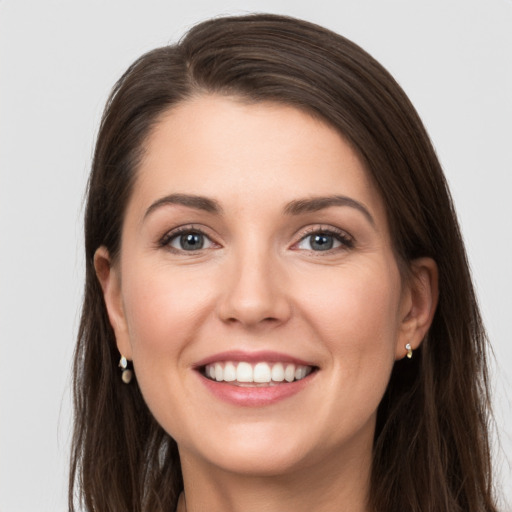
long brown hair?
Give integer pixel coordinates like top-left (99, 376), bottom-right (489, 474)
top-left (70, 14), bottom-right (497, 512)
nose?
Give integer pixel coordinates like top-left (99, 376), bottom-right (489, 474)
top-left (216, 247), bottom-right (292, 329)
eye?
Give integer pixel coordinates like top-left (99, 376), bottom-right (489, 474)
top-left (295, 229), bottom-right (353, 252)
top-left (161, 228), bottom-right (217, 252)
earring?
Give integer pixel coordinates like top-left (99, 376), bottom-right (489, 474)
top-left (119, 355), bottom-right (133, 384)
top-left (405, 343), bottom-right (413, 359)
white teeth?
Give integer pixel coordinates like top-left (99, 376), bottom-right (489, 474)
top-left (295, 366), bottom-right (306, 380)
top-left (223, 361), bottom-right (236, 382)
top-left (236, 362), bottom-right (253, 382)
top-left (253, 362), bottom-right (272, 383)
top-left (215, 363), bottom-right (223, 381)
top-left (204, 361), bottom-right (313, 385)
top-left (284, 364), bottom-right (295, 382)
top-left (271, 362), bottom-right (285, 382)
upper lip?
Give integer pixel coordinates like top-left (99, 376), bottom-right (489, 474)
top-left (193, 350), bottom-right (317, 369)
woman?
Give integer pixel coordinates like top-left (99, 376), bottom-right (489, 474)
top-left (69, 14), bottom-right (498, 512)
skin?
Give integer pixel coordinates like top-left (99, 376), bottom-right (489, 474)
top-left (95, 95), bottom-right (438, 512)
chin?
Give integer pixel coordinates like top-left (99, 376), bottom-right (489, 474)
top-left (180, 419), bottom-right (330, 478)
top-left (204, 444), bottom-right (311, 477)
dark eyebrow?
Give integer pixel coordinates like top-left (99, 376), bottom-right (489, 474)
top-left (284, 195), bottom-right (375, 226)
top-left (144, 193), bottom-right (223, 219)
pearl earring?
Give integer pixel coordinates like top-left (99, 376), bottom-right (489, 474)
top-left (405, 343), bottom-right (413, 359)
top-left (119, 355), bottom-right (133, 384)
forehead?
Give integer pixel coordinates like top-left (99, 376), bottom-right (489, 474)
top-left (129, 94), bottom-right (387, 225)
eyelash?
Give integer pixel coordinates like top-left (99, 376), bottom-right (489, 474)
top-left (158, 225), bottom-right (216, 253)
top-left (158, 225), bottom-right (354, 254)
top-left (293, 226), bottom-right (354, 252)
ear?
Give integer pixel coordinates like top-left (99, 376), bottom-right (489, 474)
top-left (395, 257), bottom-right (439, 360)
top-left (94, 246), bottom-right (133, 360)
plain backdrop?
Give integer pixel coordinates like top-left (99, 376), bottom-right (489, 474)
top-left (1, 1), bottom-right (511, 510)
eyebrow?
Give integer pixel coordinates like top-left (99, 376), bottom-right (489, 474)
top-left (144, 193), bottom-right (223, 219)
top-left (284, 195), bottom-right (375, 226)
top-left (144, 193), bottom-right (374, 226)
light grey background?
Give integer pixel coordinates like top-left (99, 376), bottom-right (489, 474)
top-left (1, 1), bottom-right (511, 510)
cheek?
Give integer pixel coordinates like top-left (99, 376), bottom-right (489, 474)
top-left (295, 262), bottom-right (402, 445)
top-left (119, 263), bottom-right (217, 436)
top-left (121, 263), bottom-right (213, 365)
top-left (298, 260), bottom-right (402, 379)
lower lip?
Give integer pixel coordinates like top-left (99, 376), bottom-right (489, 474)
top-left (198, 372), bottom-right (316, 407)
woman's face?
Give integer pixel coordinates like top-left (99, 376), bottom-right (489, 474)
top-left (98, 95), bottom-right (432, 477)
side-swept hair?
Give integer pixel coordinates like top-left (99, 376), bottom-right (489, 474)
top-left (70, 14), bottom-right (497, 512)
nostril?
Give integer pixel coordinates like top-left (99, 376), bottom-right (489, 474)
top-left (216, 270), bottom-right (293, 327)
top-left (223, 315), bottom-right (285, 327)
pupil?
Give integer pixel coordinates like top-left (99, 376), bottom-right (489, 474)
top-left (311, 234), bottom-right (333, 251)
top-left (181, 233), bottom-right (203, 250)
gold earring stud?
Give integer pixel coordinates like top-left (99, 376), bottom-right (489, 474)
top-left (405, 343), bottom-right (413, 359)
top-left (119, 355), bottom-right (133, 384)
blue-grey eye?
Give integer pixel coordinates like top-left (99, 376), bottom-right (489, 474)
top-left (170, 232), bottom-right (209, 251)
top-left (310, 233), bottom-right (334, 250)
top-left (296, 232), bottom-right (347, 251)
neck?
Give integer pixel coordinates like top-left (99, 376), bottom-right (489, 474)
top-left (177, 443), bottom-right (372, 512)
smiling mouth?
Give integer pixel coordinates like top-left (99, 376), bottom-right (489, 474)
top-left (201, 361), bottom-right (316, 386)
